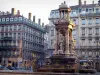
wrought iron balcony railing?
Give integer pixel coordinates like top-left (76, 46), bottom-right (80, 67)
top-left (79, 46), bottom-right (100, 49)
top-left (0, 45), bottom-right (19, 51)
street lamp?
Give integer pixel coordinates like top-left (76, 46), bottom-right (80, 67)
top-left (94, 39), bottom-right (100, 72)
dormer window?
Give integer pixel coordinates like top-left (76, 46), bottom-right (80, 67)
top-left (6, 18), bottom-right (9, 21)
top-left (14, 17), bottom-right (18, 21)
top-left (89, 8), bottom-right (92, 13)
top-left (19, 17), bottom-right (22, 21)
top-left (96, 8), bottom-right (99, 13)
top-left (2, 18), bottom-right (5, 22)
top-left (10, 18), bottom-right (13, 21)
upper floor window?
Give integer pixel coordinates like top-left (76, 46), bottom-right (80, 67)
top-left (51, 29), bottom-right (54, 36)
top-left (51, 39), bottom-right (54, 46)
top-left (81, 39), bottom-right (85, 46)
top-left (5, 26), bottom-right (8, 31)
top-left (96, 8), bottom-right (99, 13)
top-left (2, 18), bottom-right (5, 22)
top-left (86, 8), bottom-right (88, 12)
top-left (82, 28), bottom-right (85, 35)
top-left (6, 18), bottom-right (9, 21)
top-left (88, 18), bottom-right (92, 25)
top-left (89, 9), bottom-right (92, 13)
top-left (14, 25), bottom-right (16, 31)
top-left (1, 26), bottom-right (4, 31)
top-left (81, 19), bottom-right (85, 25)
top-left (18, 25), bottom-right (21, 30)
top-left (14, 17), bottom-right (18, 21)
top-left (88, 28), bottom-right (92, 35)
top-left (95, 18), bottom-right (99, 24)
top-left (88, 39), bottom-right (92, 46)
top-left (10, 18), bottom-right (13, 21)
top-left (19, 17), bottom-right (22, 21)
top-left (79, 9), bottom-right (81, 12)
top-left (95, 28), bottom-right (99, 35)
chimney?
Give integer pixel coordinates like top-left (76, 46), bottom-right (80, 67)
top-left (38, 18), bottom-right (41, 25)
top-left (33, 16), bottom-right (35, 22)
top-left (28, 12), bottom-right (32, 20)
top-left (84, 1), bottom-right (86, 5)
top-left (42, 23), bottom-right (44, 27)
top-left (79, 0), bottom-right (82, 6)
top-left (11, 8), bottom-right (16, 15)
top-left (17, 10), bottom-right (20, 15)
top-left (92, 1), bottom-right (94, 4)
top-left (6, 11), bottom-right (10, 15)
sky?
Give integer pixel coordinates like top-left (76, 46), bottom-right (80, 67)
top-left (0, 0), bottom-right (98, 25)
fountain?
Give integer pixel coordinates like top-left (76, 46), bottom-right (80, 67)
top-left (37, 1), bottom-right (78, 74)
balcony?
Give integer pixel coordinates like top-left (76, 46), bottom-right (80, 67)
top-left (0, 37), bottom-right (12, 41)
top-left (80, 12), bottom-right (100, 18)
top-left (79, 46), bottom-right (100, 50)
top-left (0, 45), bottom-right (19, 51)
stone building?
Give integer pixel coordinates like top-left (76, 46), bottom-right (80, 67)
top-left (0, 8), bottom-right (46, 69)
top-left (48, 0), bottom-right (100, 70)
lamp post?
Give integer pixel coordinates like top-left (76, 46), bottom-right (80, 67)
top-left (94, 40), bottom-right (100, 72)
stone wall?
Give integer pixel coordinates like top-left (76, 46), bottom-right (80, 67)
top-left (0, 72), bottom-right (77, 75)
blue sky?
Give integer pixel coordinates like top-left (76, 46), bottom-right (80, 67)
top-left (0, 0), bottom-right (98, 25)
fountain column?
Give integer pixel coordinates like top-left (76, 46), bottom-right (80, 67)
top-left (54, 29), bottom-right (60, 54)
top-left (65, 29), bottom-right (70, 55)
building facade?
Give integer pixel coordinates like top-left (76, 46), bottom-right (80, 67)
top-left (0, 8), bottom-right (45, 69)
top-left (48, 0), bottom-right (100, 70)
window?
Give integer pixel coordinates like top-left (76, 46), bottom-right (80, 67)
top-left (95, 18), bottom-right (99, 24)
top-left (79, 9), bottom-right (81, 12)
top-left (0, 18), bottom-right (1, 22)
top-left (51, 29), bottom-right (54, 36)
top-left (14, 25), bottom-right (16, 31)
top-left (88, 18), bottom-right (92, 25)
top-left (10, 26), bottom-right (12, 31)
top-left (89, 51), bottom-right (92, 57)
top-left (19, 17), bottom-right (22, 21)
top-left (14, 33), bottom-right (16, 39)
top-left (1, 26), bottom-right (4, 31)
top-left (95, 28), bottom-right (99, 35)
top-left (89, 9), bottom-right (92, 13)
top-left (51, 40), bottom-right (54, 46)
top-left (82, 28), bottom-right (85, 35)
top-left (96, 8), bottom-right (99, 13)
top-left (5, 26), bottom-right (8, 31)
top-left (5, 33), bottom-right (8, 37)
top-left (86, 8), bottom-right (88, 12)
top-left (81, 19), bottom-right (85, 25)
top-left (10, 18), bottom-right (13, 21)
top-left (2, 18), bottom-right (5, 22)
top-left (88, 28), bottom-right (92, 35)
top-left (14, 17), bottom-right (18, 21)
top-left (81, 39), bottom-right (85, 46)
top-left (6, 18), bottom-right (9, 21)
top-left (82, 51), bottom-right (85, 56)
top-left (88, 39), bottom-right (92, 46)
top-left (18, 25), bottom-right (21, 30)
top-left (18, 33), bottom-right (20, 39)
top-left (9, 33), bottom-right (12, 37)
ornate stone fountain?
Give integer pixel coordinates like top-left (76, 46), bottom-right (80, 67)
top-left (37, 1), bottom-right (78, 73)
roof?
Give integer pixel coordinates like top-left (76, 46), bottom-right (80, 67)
top-left (70, 4), bottom-right (97, 10)
top-left (51, 3), bottom-right (98, 11)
